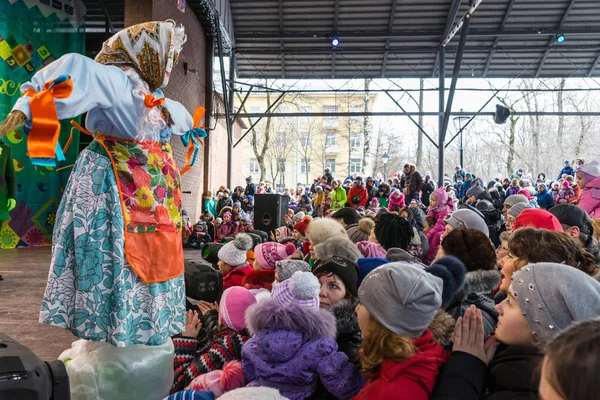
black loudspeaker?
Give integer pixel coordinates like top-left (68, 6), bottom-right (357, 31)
top-left (253, 194), bottom-right (289, 235)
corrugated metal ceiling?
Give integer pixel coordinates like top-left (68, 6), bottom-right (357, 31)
top-left (230, 0), bottom-right (600, 79)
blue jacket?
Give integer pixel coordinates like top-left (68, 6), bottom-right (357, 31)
top-left (537, 189), bottom-right (554, 210)
top-left (557, 166), bottom-right (575, 180)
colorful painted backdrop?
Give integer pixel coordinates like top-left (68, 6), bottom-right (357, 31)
top-left (0, 0), bottom-right (85, 248)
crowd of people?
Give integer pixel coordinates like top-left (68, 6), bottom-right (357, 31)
top-left (170, 159), bottom-right (600, 400)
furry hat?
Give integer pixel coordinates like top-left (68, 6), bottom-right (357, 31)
top-left (254, 242), bottom-right (296, 270)
top-left (440, 228), bottom-right (497, 272)
top-left (293, 216), bottom-right (312, 236)
top-left (356, 241), bottom-right (387, 259)
top-left (219, 286), bottom-right (256, 331)
top-left (186, 360), bottom-right (246, 396)
top-left (359, 256), bottom-right (466, 337)
top-left (346, 218), bottom-right (375, 243)
top-left (272, 271), bottom-right (320, 310)
top-left (218, 233), bottom-right (254, 266)
top-left (314, 236), bottom-right (361, 262)
top-left (275, 259), bottom-right (312, 282)
top-left (305, 218), bottom-right (347, 246)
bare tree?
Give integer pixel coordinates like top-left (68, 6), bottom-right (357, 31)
top-left (361, 78), bottom-right (372, 174)
top-left (557, 79), bottom-right (565, 149)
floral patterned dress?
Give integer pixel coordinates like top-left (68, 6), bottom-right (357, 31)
top-left (41, 140), bottom-right (186, 347)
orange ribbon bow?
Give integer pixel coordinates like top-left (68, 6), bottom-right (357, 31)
top-left (144, 95), bottom-right (165, 108)
top-left (24, 75), bottom-right (73, 161)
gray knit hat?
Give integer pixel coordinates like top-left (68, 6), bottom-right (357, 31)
top-left (466, 185), bottom-right (484, 199)
top-left (507, 202), bottom-right (533, 219)
top-left (504, 194), bottom-right (529, 207)
top-left (217, 233), bottom-right (253, 266)
top-left (358, 256), bottom-right (466, 337)
top-left (512, 262), bottom-right (600, 344)
top-left (445, 208), bottom-right (490, 237)
top-left (275, 259), bottom-right (312, 282)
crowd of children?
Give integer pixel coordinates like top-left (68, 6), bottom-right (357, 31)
top-left (168, 159), bottom-right (600, 400)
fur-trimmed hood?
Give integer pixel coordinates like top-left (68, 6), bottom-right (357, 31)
top-left (242, 269), bottom-right (275, 291)
top-left (427, 309), bottom-right (455, 348)
top-left (457, 270), bottom-right (502, 299)
top-left (246, 298), bottom-right (336, 340)
top-left (330, 298), bottom-right (359, 337)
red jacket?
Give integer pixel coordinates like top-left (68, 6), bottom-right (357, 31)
top-left (223, 264), bottom-right (254, 289)
top-left (348, 186), bottom-right (369, 208)
top-left (352, 330), bottom-right (449, 400)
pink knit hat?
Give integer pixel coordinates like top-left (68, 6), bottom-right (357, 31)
top-left (254, 242), bottom-right (296, 270)
top-left (186, 360), bottom-right (246, 396)
top-left (219, 287), bottom-right (257, 331)
top-left (356, 241), bottom-right (387, 258)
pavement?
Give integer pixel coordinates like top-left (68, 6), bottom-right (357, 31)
top-left (0, 246), bottom-right (206, 361)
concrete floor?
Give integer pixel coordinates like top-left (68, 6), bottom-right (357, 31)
top-left (0, 247), bottom-right (76, 361)
top-left (0, 247), bottom-right (205, 361)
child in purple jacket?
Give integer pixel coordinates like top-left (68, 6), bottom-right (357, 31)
top-left (242, 271), bottom-right (362, 400)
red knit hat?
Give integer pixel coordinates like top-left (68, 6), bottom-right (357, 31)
top-left (513, 208), bottom-right (564, 232)
top-left (294, 216), bottom-right (312, 236)
top-left (254, 242), bottom-right (296, 270)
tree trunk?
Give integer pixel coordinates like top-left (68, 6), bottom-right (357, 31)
top-left (507, 116), bottom-right (518, 176)
top-left (557, 79), bottom-right (565, 150)
top-left (416, 77), bottom-right (424, 169)
top-left (361, 78), bottom-right (372, 174)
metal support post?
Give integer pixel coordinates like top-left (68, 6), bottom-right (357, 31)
top-left (215, 19), bottom-right (233, 189)
top-left (437, 47), bottom-right (445, 187)
top-left (202, 35), bottom-right (214, 197)
top-left (228, 55), bottom-right (236, 189)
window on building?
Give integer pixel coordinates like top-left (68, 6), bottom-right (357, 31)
top-left (300, 132), bottom-right (311, 147)
top-left (325, 158), bottom-right (336, 173)
top-left (350, 105), bottom-right (362, 122)
top-left (249, 159), bottom-right (260, 174)
top-left (301, 106), bottom-right (312, 122)
top-left (350, 133), bottom-right (362, 148)
top-left (301, 158), bottom-right (311, 173)
top-left (350, 158), bottom-right (361, 174)
top-left (323, 105), bottom-right (338, 128)
top-left (249, 106), bottom-right (260, 123)
top-left (325, 133), bottom-right (337, 147)
top-left (276, 131), bottom-right (287, 148)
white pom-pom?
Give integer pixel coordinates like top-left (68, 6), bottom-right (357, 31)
top-left (290, 271), bottom-right (320, 300)
top-left (233, 233), bottom-right (253, 251)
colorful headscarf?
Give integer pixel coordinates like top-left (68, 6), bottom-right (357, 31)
top-left (94, 20), bottom-right (185, 91)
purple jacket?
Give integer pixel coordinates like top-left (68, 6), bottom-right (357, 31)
top-left (242, 299), bottom-right (362, 400)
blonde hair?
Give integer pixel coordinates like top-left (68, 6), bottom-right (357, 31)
top-left (359, 316), bottom-right (416, 380)
top-left (593, 219), bottom-right (600, 241)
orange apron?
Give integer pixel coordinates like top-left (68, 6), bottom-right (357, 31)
top-left (96, 134), bottom-right (184, 284)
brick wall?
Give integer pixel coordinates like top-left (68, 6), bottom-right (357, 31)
top-left (123, 0), bottom-right (241, 220)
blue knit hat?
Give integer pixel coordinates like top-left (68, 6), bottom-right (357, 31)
top-left (357, 258), bottom-right (390, 286)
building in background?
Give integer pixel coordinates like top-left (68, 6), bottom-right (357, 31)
top-left (236, 93), bottom-right (376, 190)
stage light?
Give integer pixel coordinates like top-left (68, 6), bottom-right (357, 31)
top-left (331, 37), bottom-right (339, 47)
top-left (556, 34), bottom-right (565, 43)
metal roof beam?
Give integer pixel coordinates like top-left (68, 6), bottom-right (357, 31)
top-left (332, 0), bottom-right (339, 78)
top-left (589, 52), bottom-right (600, 77)
top-left (235, 28), bottom-right (600, 41)
top-left (279, 0), bottom-right (285, 79)
top-left (483, 0), bottom-right (516, 77)
top-left (98, 0), bottom-right (115, 33)
top-left (432, 0), bottom-right (462, 77)
top-left (381, 0), bottom-right (399, 78)
top-left (535, 0), bottom-right (577, 78)
top-left (236, 111), bottom-right (600, 118)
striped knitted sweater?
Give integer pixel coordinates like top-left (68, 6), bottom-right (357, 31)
top-left (172, 328), bottom-right (250, 392)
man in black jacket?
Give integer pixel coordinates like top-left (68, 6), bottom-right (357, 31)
top-left (401, 163), bottom-right (423, 203)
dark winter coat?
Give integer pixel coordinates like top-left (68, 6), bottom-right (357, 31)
top-left (422, 180), bottom-right (436, 207)
top-left (172, 327), bottom-right (250, 392)
top-left (245, 182), bottom-right (256, 196)
top-left (243, 299), bottom-right (363, 400)
top-left (557, 165), bottom-right (575, 180)
top-left (536, 189), bottom-right (554, 210)
top-left (406, 171), bottom-right (424, 197)
top-left (445, 270), bottom-right (501, 339)
top-left (216, 196), bottom-right (233, 216)
top-left (431, 343), bottom-right (543, 400)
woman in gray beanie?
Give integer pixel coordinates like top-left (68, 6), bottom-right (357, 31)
top-left (442, 208), bottom-right (490, 240)
top-left (504, 202), bottom-right (532, 231)
top-left (432, 262), bottom-right (600, 400)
